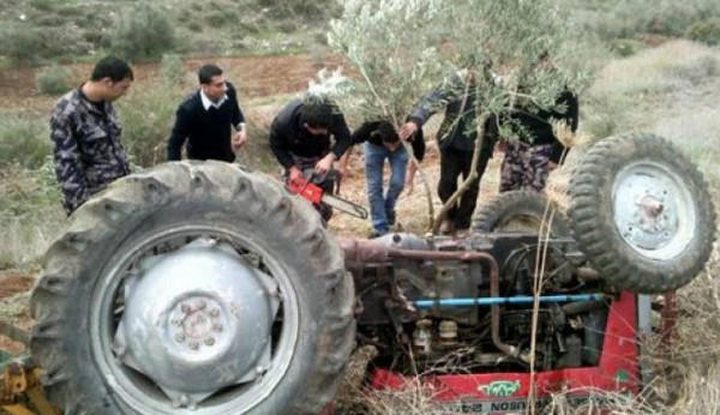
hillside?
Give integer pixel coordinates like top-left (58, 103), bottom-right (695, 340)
top-left (0, 0), bottom-right (337, 65)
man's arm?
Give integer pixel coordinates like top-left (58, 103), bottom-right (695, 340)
top-left (268, 119), bottom-right (295, 170)
top-left (228, 83), bottom-right (247, 151)
top-left (50, 113), bottom-right (89, 214)
top-left (167, 105), bottom-right (191, 161)
top-left (400, 73), bottom-right (460, 140)
top-left (314, 112), bottom-right (352, 175)
top-left (227, 83), bottom-right (246, 128)
top-left (329, 112), bottom-right (353, 160)
top-left (350, 121), bottom-right (376, 145)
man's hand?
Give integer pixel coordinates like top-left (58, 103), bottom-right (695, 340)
top-left (231, 130), bottom-right (247, 152)
top-left (398, 121), bottom-right (419, 141)
top-left (289, 166), bottom-right (304, 182)
top-left (314, 153), bottom-right (336, 175)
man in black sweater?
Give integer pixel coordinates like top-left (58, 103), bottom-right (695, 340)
top-left (167, 64), bottom-right (247, 162)
top-left (269, 97), bottom-right (352, 222)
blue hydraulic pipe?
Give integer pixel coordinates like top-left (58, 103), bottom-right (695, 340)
top-left (413, 294), bottom-right (606, 309)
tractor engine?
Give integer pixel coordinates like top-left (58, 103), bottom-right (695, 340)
top-left (342, 232), bottom-right (609, 376)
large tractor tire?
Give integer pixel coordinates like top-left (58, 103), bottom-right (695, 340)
top-left (30, 161), bottom-right (355, 414)
top-left (568, 134), bottom-right (716, 293)
top-left (473, 190), bottom-right (571, 236)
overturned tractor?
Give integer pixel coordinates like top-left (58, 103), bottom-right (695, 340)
top-left (18, 133), bottom-right (716, 414)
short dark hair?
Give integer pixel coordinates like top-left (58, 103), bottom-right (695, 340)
top-left (91, 56), bottom-right (133, 82)
top-left (300, 101), bottom-right (334, 129)
top-left (198, 64), bottom-right (223, 84)
top-left (372, 121), bottom-right (399, 144)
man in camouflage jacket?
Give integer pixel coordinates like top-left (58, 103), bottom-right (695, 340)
top-left (50, 56), bottom-right (134, 214)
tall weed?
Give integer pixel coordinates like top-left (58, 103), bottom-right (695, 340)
top-left (117, 81), bottom-right (185, 166)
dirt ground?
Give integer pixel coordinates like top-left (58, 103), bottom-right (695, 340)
top-left (0, 271), bottom-right (35, 355)
top-left (0, 53), bottom-right (342, 111)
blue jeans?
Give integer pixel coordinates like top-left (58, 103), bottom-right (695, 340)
top-left (364, 142), bottom-right (409, 235)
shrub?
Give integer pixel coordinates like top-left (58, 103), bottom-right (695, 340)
top-left (205, 10), bottom-right (239, 27)
top-left (35, 64), bottom-right (72, 95)
top-left (0, 163), bottom-right (64, 266)
top-left (0, 24), bottom-right (91, 65)
top-left (0, 25), bottom-right (46, 64)
top-left (686, 18), bottom-right (720, 46)
top-left (110, 5), bottom-right (177, 62)
top-left (30, 0), bottom-right (56, 12)
top-left (0, 113), bottom-right (50, 169)
top-left (160, 54), bottom-right (186, 86)
top-left (117, 83), bottom-right (184, 166)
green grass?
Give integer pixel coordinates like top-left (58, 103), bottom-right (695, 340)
top-left (583, 41), bottom-right (720, 184)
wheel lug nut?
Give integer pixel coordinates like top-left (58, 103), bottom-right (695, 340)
top-left (189, 340), bottom-right (199, 350)
top-left (204, 337), bottom-right (215, 346)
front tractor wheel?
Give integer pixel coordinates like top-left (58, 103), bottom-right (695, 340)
top-left (30, 161), bottom-right (355, 414)
top-left (568, 134), bottom-right (716, 293)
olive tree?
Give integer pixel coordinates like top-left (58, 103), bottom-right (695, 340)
top-left (329, 0), bottom-right (593, 232)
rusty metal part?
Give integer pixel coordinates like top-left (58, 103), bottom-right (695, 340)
top-left (1, 362), bottom-right (60, 415)
top-left (660, 291), bottom-right (678, 356)
top-left (488, 253), bottom-right (527, 362)
top-left (340, 238), bottom-right (494, 264)
top-left (576, 266), bottom-right (600, 281)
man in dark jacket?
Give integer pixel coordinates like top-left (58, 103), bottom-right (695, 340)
top-left (269, 97), bottom-right (352, 222)
top-left (399, 69), bottom-right (497, 234)
top-left (167, 64), bottom-right (247, 162)
top-left (50, 56), bottom-right (134, 214)
top-left (351, 120), bottom-right (425, 237)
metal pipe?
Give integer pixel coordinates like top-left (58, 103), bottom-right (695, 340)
top-left (339, 238), bottom-right (489, 264)
top-left (487, 253), bottom-right (524, 362)
top-left (413, 294), bottom-right (606, 309)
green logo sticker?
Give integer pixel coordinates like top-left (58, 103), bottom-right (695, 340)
top-left (478, 380), bottom-right (521, 397)
top-left (615, 370), bottom-right (630, 383)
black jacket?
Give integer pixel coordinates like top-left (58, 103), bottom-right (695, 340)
top-left (408, 71), bottom-right (496, 158)
top-left (351, 120), bottom-right (425, 161)
top-left (269, 99), bottom-right (352, 169)
top-left (505, 89), bottom-right (578, 163)
top-left (167, 82), bottom-right (245, 162)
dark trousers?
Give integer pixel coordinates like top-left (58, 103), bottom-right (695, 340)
top-left (438, 146), bottom-right (491, 230)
